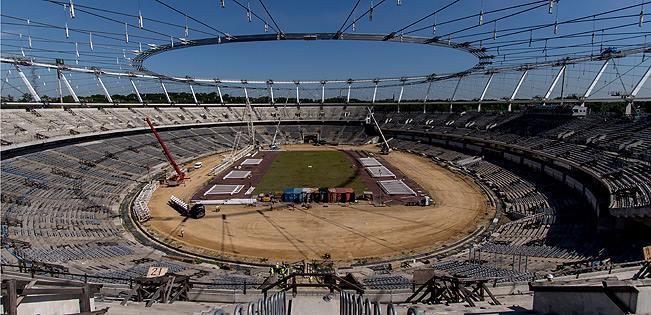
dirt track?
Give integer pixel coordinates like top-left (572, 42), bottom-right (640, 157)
top-left (145, 145), bottom-right (493, 264)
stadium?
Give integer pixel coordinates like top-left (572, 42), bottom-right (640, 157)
top-left (1, 1), bottom-right (650, 314)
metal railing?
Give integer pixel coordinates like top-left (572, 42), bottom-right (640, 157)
top-left (232, 291), bottom-right (287, 315)
top-left (339, 291), bottom-right (420, 315)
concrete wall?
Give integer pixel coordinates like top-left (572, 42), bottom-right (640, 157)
top-left (533, 286), bottom-right (651, 315)
top-left (533, 291), bottom-right (626, 315)
top-left (17, 297), bottom-right (96, 315)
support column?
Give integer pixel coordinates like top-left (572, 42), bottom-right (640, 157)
top-left (372, 80), bottom-right (379, 104)
top-left (189, 83), bottom-right (199, 104)
top-left (630, 64), bottom-right (651, 98)
top-left (216, 85), bottom-right (224, 105)
top-left (243, 84), bottom-right (250, 104)
top-left (295, 82), bottom-right (300, 105)
top-left (160, 80), bottom-right (172, 104)
top-left (626, 64), bottom-right (651, 115)
top-left (449, 76), bottom-right (463, 112)
top-left (346, 80), bottom-right (352, 104)
top-left (130, 79), bottom-right (143, 103)
top-left (478, 73), bottom-right (494, 112)
top-left (397, 79), bottom-right (406, 113)
top-left (423, 80), bottom-right (433, 113)
top-left (397, 81), bottom-right (405, 103)
top-left (14, 65), bottom-right (41, 102)
top-left (582, 59), bottom-right (610, 106)
top-left (95, 74), bottom-right (113, 103)
top-left (241, 81), bottom-right (255, 144)
top-left (59, 70), bottom-right (80, 103)
top-left (57, 70), bottom-right (63, 103)
top-left (268, 81), bottom-right (275, 105)
top-left (509, 69), bottom-right (528, 112)
top-left (320, 81), bottom-right (326, 104)
top-left (543, 65), bottom-right (566, 103)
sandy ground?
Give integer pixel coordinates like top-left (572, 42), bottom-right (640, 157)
top-left (145, 144), bottom-right (493, 264)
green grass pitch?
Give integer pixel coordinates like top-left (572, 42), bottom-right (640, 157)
top-left (254, 151), bottom-right (368, 194)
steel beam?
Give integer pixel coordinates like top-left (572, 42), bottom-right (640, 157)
top-left (321, 82), bottom-right (326, 104)
top-left (510, 70), bottom-right (528, 101)
top-left (59, 71), bottom-right (80, 103)
top-left (450, 76), bottom-right (463, 112)
top-left (423, 80), bottom-right (433, 103)
top-left (544, 65), bottom-right (566, 101)
top-left (583, 59), bottom-right (610, 103)
top-left (626, 64), bottom-right (651, 116)
top-left (372, 81), bottom-right (379, 104)
top-left (268, 82), bottom-right (275, 105)
top-left (189, 84), bottom-right (199, 104)
top-left (160, 80), bottom-right (172, 103)
top-left (423, 80), bottom-right (433, 113)
top-left (130, 79), bottom-right (143, 103)
top-left (478, 73), bottom-right (494, 112)
top-left (14, 65), bottom-right (41, 102)
top-left (96, 74), bottom-right (113, 103)
top-left (216, 85), bottom-right (224, 104)
top-left (295, 83), bottom-right (300, 105)
top-left (3, 98), bottom-right (648, 108)
top-left (243, 85), bottom-right (250, 104)
top-left (397, 82), bottom-right (405, 104)
top-left (4, 45), bottom-right (649, 87)
top-left (631, 64), bottom-right (651, 97)
top-left (509, 70), bottom-right (528, 111)
top-left (346, 82), bottom-right (352, 104)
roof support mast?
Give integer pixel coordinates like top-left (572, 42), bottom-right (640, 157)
top-left (543, 65), bottom-right (566, 105)
top-left (372, 80), bottom-right (379, 104)
top-left (582, 58), bottom-right (610, 106)
top-left (268, 80), bottom-right (275, 105)
top-left (423, 79), bottom-right (433, 113)
top-left (215, 80), bottom-right (224, 105)
top-left (160, 80), bottom-right (172, 104)
top-left (320, 81), bottom-right (326, 104)
top-left (95, 74), bottom-right (113, 103)
top-left (626, 64), bottom-right (651, 116)
top-left (14, 65), bottom-right (41, 102)
top-left (450, 76), bottom-right (463, 112)
top-left (397, 78), bottom-right (406, 113)
top-left (130, 78), bottom-right (143, 104)
top-left (509, 69), bottom-right (528, 112)
top-left (59, 71), bottom-right (80, 103)
top-left (346, 80), bottom-right (352, 104)
top-left (189, 83), bottom-right (199, 104)
top-left (242, 82), bottom-right (255, 145)
top-left (478, 73), bottom-right (494, 112)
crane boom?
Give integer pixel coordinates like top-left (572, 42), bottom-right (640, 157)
top-left (145, 117), bottom-right (185, 181)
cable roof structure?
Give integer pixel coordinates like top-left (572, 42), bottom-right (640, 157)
top-left (1, 0), bottom-right (649, 107)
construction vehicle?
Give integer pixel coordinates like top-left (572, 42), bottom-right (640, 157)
top-left (169, 196), bottom-right (205, 219)
top-left (145, 117), bottom-right (186, 186)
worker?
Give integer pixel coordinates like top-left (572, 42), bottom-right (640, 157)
top-left (179, 228), bottom-right (184, 237)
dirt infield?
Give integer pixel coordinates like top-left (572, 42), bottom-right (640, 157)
top-left (145, 145), bottom-right (493, 264)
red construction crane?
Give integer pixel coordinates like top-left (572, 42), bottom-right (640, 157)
top-left (145, 117), bottom-right (186, 185)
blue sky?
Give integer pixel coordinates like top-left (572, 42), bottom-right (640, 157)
top-left (1, 0), bottom-right (649, 98)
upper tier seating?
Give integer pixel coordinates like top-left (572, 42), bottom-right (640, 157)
top-left (377, 110), bottom-right (651, 213)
